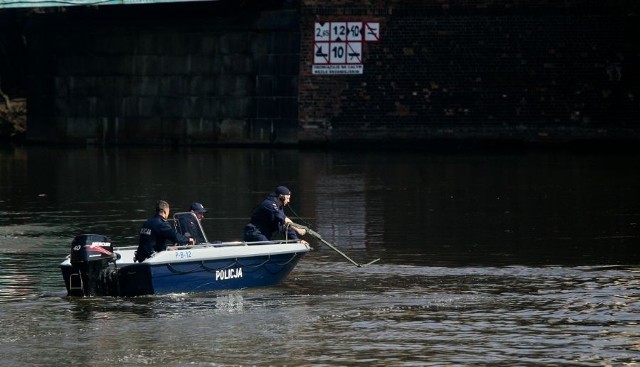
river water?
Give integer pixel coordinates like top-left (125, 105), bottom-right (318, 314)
top-left (0, 146), bottom-right (638, 366)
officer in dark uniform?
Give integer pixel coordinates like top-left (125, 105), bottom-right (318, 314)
top-left (176, 202), bottom-right (208, 244)
top-left (243, 186), bottom-right (306, 242)
top-left (135, 200), bottom-right (194, 262)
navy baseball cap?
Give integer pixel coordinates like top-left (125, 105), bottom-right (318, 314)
top-left (189, 202), bottom-right (207, 213)
top-left (275, 186), bottom-right (291, 196)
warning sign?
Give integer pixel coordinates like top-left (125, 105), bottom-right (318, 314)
top-left (313, 21), bottom-right (380, 75)
top-left (346, 42), bottom-right (362, 63)
top-left (314, 43), bottom-right (330, 64)
top-left (315, 22), bottom-right (330, 41)
top-left (364, 22), bottom-right (380, 42)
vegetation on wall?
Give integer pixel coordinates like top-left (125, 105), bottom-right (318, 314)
top-left (0, 94), bottom-right (26, 141)
top-left (0, 11), bottom-right (28, 142)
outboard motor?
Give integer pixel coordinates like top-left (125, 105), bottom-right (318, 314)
top-left (67, 234), bottom-right (118, 297)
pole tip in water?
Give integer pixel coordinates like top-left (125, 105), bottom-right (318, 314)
top-left (361, 258), bottom-right (381, 267)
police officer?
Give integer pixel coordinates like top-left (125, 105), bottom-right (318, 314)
top-left (189, 202), bottom-right (207, 222)
top-left (135, 200), bottom-right (195, 262)
top-left (178, 202), bottom-right (208, 244)
top-left (243, 186), bottom-right (306, 242)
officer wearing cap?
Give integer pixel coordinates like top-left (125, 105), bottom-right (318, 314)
top-left (189, 202), bottom-right (207, 222)
top-left (176, 202), bottom-right (208, 244)
top-left (135, 200), bottom-right (195, 262)
top-left (243, 186), bottom-right (306, 242)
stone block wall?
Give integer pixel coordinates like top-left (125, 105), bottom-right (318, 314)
top-left (26, 1), bottom-right (300, 145)
top-left (298, 0), bottom-right (640, 145)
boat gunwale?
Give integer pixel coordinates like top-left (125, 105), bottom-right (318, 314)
top-left (112, 239), bottom-right (305, 252)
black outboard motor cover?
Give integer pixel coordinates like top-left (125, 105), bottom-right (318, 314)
top-left (67, 234), bottom-right (118, 297)
top-left (70, 234), bottom-right (114, 264)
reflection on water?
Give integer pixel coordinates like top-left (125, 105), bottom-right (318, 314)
top-left (0, 146), bottom-right (639, 365)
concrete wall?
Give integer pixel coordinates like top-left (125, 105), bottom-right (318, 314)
top-left (298, 0), bottom-right (640, 145)
top-left (26, 1), bottom-right (300, 145)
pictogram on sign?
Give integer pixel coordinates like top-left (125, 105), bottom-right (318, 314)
top-left (364, 22), bottom-right (380, 42)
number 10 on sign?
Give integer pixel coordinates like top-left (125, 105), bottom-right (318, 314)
top-left (330, 43), bottom-right (346, 63)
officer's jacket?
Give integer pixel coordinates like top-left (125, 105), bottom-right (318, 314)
top-left (136, 214), bottom-right (189, 261)
top-left (249, 194), bottom-right (288, 239)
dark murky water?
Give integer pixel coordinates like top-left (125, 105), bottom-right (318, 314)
top-left (1, 146), bottom-right (639, 366)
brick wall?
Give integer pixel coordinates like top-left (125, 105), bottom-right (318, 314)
top-left (298, 0), bottom-right (640, 145)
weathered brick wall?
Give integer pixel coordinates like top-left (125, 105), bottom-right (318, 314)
top-left (26, 1), bottom-right (300, 145)
top-left (299, 0), bottom-right (640, 144)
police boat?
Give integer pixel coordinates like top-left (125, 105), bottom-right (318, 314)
top-left (59, 212), bottom-right (311, 297)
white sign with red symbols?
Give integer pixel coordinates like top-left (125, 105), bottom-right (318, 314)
top-left (313, 21), bottom-right (380, 75)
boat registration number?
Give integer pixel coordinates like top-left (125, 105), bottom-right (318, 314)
top-left (174, 251), bottom-right (192, 259)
